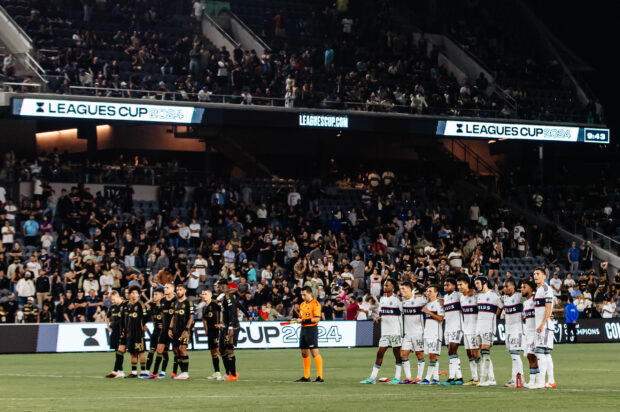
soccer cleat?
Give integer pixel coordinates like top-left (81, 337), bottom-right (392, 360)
top-left (216, 374), bottom-right (226, 381)
top-left (125, 373), bottom-right (138, 379)
top-left (142, 374), bottom-right (157, 380)
top-left (430, 379), bottom-right (441, 385)
top-left (545, 382), bottom-right (556, 389)
top-left (224, 373), bottom-right (238, 382)
top-left (387, 378), bottom-right (400, 384)
top-left (399, 379), bottom-right (414, 384)
top-left (419, 379), bottom-right (431, 385)
top-left (411, 378), bottom-right (422, 384)
top-left (478, 380), bottom-right (496, 387)
top-left (528, 383), bottom-right (545, 390)
top-left (453, 379), bottom-right (463, 385)
top-left (158, 372), bottom-right (166, 379)
top-left (442, 379), bottom-right (454, 386)
top-left (359, 378), bottom-right (376, 384)
top-left (504, 380), bottom-right (516, 388)
top-left (105, 372), bottom-right (118, 378)
top-left (170, 373), bottom-right (176, 379)
top-left (462, 380), bottom-right (478, 386)
top-left (139, 372), bottom-right (150, 379)
top-left (314, 377), bottom-right (324, 383)
top-left (378, 377), bottom-right (390, 383)
top-left (173, 372), bottom-right (189, 380)
top-left (295, 377), bottom-right (311, 382)
top-left (113, 371), bottom-right (125, 379)
top-left (207, 372), bottom-right (222, 380)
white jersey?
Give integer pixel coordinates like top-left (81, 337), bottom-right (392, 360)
top-left (379, 294), bottom-right (403, 336)
top-left (423, 299), bottom-right (444, 340)
top-left (523, 296), bottom-right (536, 334)
top-left (476, 289), bottom-right (502, 335)
top-left (460, 293), bottom-right (478, 335)
top-left (534, 283), bottom-right (554, 330)
top-left (443, 291), bottom-right (463, 332)
top-left (502, 292), bottom-right (524, 335)
top-left (402, 295), bottom-right (427, 336)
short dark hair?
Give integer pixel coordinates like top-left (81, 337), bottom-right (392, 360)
top-left (128, 285), bottom-right (141, 294)
top-left (384, 278), bottom-right (399, 289)
top-left (457, 275), bottom-right (471, 285)
top-left (523, 280), bottom-right (537, 291)
top-left (400, 281), bottom-right (414, 290)
top-left (428, 284), bottom-right (440, 293)
top-left (504, 278), bottom-right (516, 288)
top-left (301, 286), bottom-right (313, 295)
top-left (444, 277), bottom-right (458, 287)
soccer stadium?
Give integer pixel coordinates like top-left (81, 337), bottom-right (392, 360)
top-left (0, 0), bottom-right (618, 410)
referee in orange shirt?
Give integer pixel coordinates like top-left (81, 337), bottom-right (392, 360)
top-left (293, 286), bottom-right (324, 382)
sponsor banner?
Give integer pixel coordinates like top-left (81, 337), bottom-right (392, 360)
top-left (437, 120), bottom-right (609, 144)
top-left (0, 325), bottom-right (39, 353)
top-left (13, 98), bottom-right (204, 124)
top-left (56, 323), bottom-right (111, 352)
top-left (299, 113), bottom-right (349, 128)
top-left (493, 319), bottom-right (620, 344)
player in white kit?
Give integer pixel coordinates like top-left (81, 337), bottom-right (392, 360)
top-left (420, 284), bottom-right (444, 385)
top-left (398, 282), bottom-right (427, 384)
top-left (441, 278), bottom-right (464, 385)
top-left (501, 278), bottom-right (524, 387)
top-left (474, 276), bottom-right (502, 387)
top-left (457, 275), bottom-right (481, 385)
top-left (521, 280), bottom-right (540, 387)
top-left (530, 268), bottom-right (556, 389)
top-left (360, 278), bottom-right (403, 384)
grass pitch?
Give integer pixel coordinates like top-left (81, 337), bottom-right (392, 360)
top-left (0, 344), bottom-right (619, 411)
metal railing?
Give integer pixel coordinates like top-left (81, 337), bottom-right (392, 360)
top-left (0, 81), bottom-right (43, 92)
top-left (586, 228), bottom-right (620, 252)
top-left (448, 138), bottom-right (502, 177)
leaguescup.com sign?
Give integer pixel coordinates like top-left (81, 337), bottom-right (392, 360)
top-left (14, 98), bottom-right (202, 124)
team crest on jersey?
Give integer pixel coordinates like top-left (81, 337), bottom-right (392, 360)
top-left (130, 313), bottom-right (138, 318)
top-left (178, 310), bottom-right (185, 315)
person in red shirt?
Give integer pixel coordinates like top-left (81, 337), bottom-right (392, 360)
top-left (346, 295), bottom-right (360, 320)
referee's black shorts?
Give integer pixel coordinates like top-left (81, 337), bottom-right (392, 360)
top-left (300, 325), bottom-right (318, 349)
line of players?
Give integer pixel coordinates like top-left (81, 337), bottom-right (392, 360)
top-left (104, 278), bottom-right (243, 381)
top-left (360, 268), bottom-right (556, 389)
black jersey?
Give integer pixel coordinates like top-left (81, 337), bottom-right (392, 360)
top-left (161, 296), bottom-right (176, 331)
top-left (107, 303), bottom-right (125, 334)
top-left (219, 294), bottom-right (240, 329)
top-left (202, 301), bottom-right (221, 332)
top-left (124, 300), bottom-right (147, 338)
top-left (172, 298), bottom-right (194, 335)
top-left (22, 303), bottom-right (39, 323)
top-left (150, 300), bottom-right (164, 330)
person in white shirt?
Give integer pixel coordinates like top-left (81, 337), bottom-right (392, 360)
top-left (448, 247), bottom-right (463, 269)
top-left (520, 280), bottom-right (540, 387)
top-left (549, 273), bottom-right (562, 297)
top-left (191, 253), bottom-right (208, 283)
top-left (2, 220), bottom-right (15, 247)
top-left (399, 283), bottom-right (427, 383)
top-left (0, 185), bottom-right (5, 204)
top-left (287, 187), bottom-right (301, 207)
top-left (421, 284), bottom-right (444, 385)
top-left (99, 270), bottom-right (114, 294)
top-left (513, 223), bottom-right (525, 240)
top-left (360, 279), bottom-right (403, 384)
top-left (178, 222), bottom-right (191, 248)
top-left (41, 232), bottom-right (54, 249)
top-left (601, 300), bottom-right (616, 318)
top-left (26, 255), bottom-right (42, 279)
top-left (189, 218), bottom-right (201, 249)
top-left (4, 200), bottom-right (17, 225)
top-left (457, 275), bottom-right (481, 385)
top-left (261, 264), bottom-right (273, 286)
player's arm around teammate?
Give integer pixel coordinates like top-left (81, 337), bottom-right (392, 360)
top-left (293, 286), bottom-right (323, 382)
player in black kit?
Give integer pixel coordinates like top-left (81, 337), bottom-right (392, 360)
top-left (143, 287), bottom-right (164, 379)
top-left (168, 283), bottom-right (194, 380)
top-left (105, 291), bottom-right (126, 378)
top-left (124, 286), bottom-right (149, 378)
top-left (201, 289), bottom-right (223, 380)
top-left (150, 283), bottom-right (176, 378)
top-left (216, 279), bottom-right (242, 381)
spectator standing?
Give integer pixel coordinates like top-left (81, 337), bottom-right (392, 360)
top-left (2, 220), bottom-right (15, 249)
top-left (23, 215), bottom-right (40, 247)
top-left (345, 296), bottom-right (359, 320)
top-left (550, 273), bottom-right (562, 299)
top-left (601, 300), bottom-right (616, 319)
top-left (565, 298), bottom-right (579, 343)
top-left (567, 241), bottom-right (580, 273)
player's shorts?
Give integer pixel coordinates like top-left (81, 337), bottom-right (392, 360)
top-left (463, 333), bottom-right (479, 350)
top-left (476, 331), bottom-right (494, 347)
top-left (158, 329), bottom-right (172, 348)
top-left (424, 338), bottom-right (441, 355)
top-left (173, 330), bottom-right (190, 347)
top-left (150, 327), bottom-right (161, 349)
top-left (108, 329), bottom-right (121, 350)
top-left (207, 332), bottom-right (220, 351)
top-left (219, 328), bottom-right (240, 353)
top-left (444, 329), bottom-right (463, 345)
top-left (506, 333), bottom-right (524, 352)
top-left (524, 332), bottom-right (536, 355)
top-left (126, 335), bottom-right (145, 354)
top-left (299, 325), bottom-right (319, 350)
top-left (535, 327), bottom-right (554, 350)
top-left (378, 334), bottom-right (402, 348)
top-left (401, 333), bottom-right (424, 352)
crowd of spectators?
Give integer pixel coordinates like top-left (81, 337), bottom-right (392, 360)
top-left (1, 149), bottom-right (618, 324)
top-left (2, 0), bottom-right (602, 123)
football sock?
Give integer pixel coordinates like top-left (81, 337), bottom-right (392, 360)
top-left (546, 354), bottom-right (554, 383)
top-left (488, 358), bottom-right (495, 381)
top-left (535, 353), bottom-right (547, 385)
top-left (433, 361), bottom-right (439, 381)
top-left (114, 351), bottom-right (124, 372)
top-left (314, 355), bottom-right (323, 378)
top-left (480, 350), bottom-right (491, 382)
top-left (303, 356), bottom-right (311, 379)
top-left (229, 355), bottom-right (236, 376)
top-left (370, 364), bottom-right (380, 380)
top-left (180, 355), bottom-right (189, 373)
top-left (470, 357), bottom-right (479, 381)
top-left (425, 361), bottom-right (436, 380)
top-left (146, 349), bottom-right (155, 371)
top-left (394, 363), bottom-right (402, 380)
top-left (528, 367), bottom-right (539, 385)
top-left (416, 359), bottom-right (425, 380)
top-left (131, 364), bottom-right (137, 375)
top-left (222, 355), bottom-right (231, 375)
top-left (212, 356), bottom-right (220, 373)
top-left (455, 357), bottom-right (462, 379)
top-left (152, 354), bottom-right (163, 375)
top-left (140, 361), bottom-right (146, 373)
top-left (173, 356), bottom-right (179, 374)
top-left (162, 352), bottom-right (169, 372)
top-left (510, 351), bottom-right (523, 382)
top-left (449, 355), bottom-right (458, 380)
top-left (402, 358), bottom-right (411, 380)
